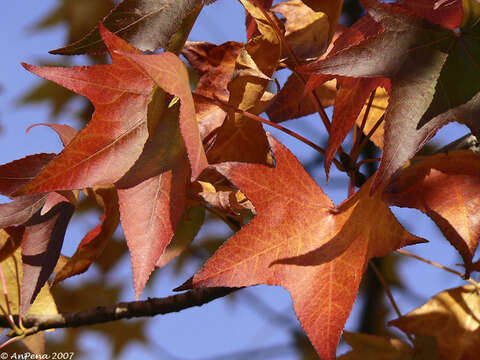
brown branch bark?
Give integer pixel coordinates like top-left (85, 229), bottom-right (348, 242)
top-left (0, 287), bottom-right (239, 335)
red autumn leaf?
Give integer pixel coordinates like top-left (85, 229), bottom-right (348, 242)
top-left (17, 24), bottom-right (206, 195)
top-left (0, 154), bottom-right (55, 196)
top-left (26, 123), bottom-right (77, 147)
top-left (400, 0), bottom-right (463, 30)
top-left (21, 200), bottom-right (75, 315)
top-left (116, 102), bottom-right (189, 299)
top-left (180, 135), bottom-right (423, 360)
top-left (266, 73), bottom-right (337, 123)
top-left (300, 0), bottom-right (472, 193)
top-left (324, 77), bottom-right (388, 175)
top-left (383, 150), bottom-right (480, 275)
top-left (118, 51), bottom-right (207, 180)
top-left (0, 194), bottom-right (47, 229)
top-left (17, 25), bottom-right (152, 194)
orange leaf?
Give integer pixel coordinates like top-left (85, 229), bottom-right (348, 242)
top-left (180, 135), bottom-right (423, 360)
top-left (383, 150), bottom-right (480, 275)
top-left (17, 25), bottom-right (152, 194)
top-left (116, 101), bottom-right (189, 299)
top-left (390, 285), bottom-right (480, 360)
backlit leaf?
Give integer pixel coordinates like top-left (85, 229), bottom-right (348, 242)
top-left (180, 135), bottom-right (423, 360)
top-left (390, 285), bottom-right (480, 360)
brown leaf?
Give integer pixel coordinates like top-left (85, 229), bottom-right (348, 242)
top-left (207, 0), bottom-right (281, 164)
top-left (180, 135), bottom-right (423, 360)
top-left (301, 0), bottom-right (344, 41)
top-left (273, 0), bottom-right (330, 59)
top-left (338, 332), bottom-right (413, 360)
top-left (54, 187), bottom-right (119, 283)
top-left (156, 206), bottom-right (205, 268)
top-left (21, 201), bottom-right (75, 315)
top-left (266, 73), bottom-right (336, 123)
top-left (50, 0), bottom-right (207, 55)
top-left (0, 154), bottom-right (55, 196)
top-left (390, 285), bottom-right (480, 360)
top-left (182, 41), bottom-right (243, 140)
top-left (383, 150), bottom-right (480, 275)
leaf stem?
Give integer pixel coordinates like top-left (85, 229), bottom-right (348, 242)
top-left (396, 249), bottom-right (478, 286)
top-left (249, 0), bottom-right (332, 133)
top-left (192, 93), bottom-right (346, 170)
top-left (351, 89), bottom-right (376, 158)
top-left (369, 261), bottom-right (414, 343)
top-left (350, 114), bottom-right (385, 163)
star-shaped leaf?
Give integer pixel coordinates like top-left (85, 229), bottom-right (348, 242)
top-left (180, 135), bottom-right (423, 360)
top-left (16, 24), bottom-right (206, 195)
top-left (301, 0), bottom-right (480, 192)
top-left (383, 150), bottom-right (480, 275)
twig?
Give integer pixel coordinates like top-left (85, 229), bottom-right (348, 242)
top-left (369, 261), bottom-right (414, 343)
top-left (396, 249), bottom-right (478, 286)
top-left (0, 287), bottom-right (239, 336)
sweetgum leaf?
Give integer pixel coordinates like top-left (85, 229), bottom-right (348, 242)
top-left (246, 0), bottom-right (273, 40)
top-left (324, 77), bottom-right (388, 175)
top-left (1, 248), bottom-right (58, 316)
top-left (50, 0), bottom-right (208, 55)
top-left (390, 285), bottom-right (480, 360)
top-left (18, 25), bottom-right (206, 194)
top-left (207, 0), bottom-right (280, 164)
top-left (0, 154), bottom-right (55, 196)
top-left (400, 0), bottom-right (463, 30)
top-left (156, 205), bottom-right (205, 268)
top-left (21, 201), bottom-right (75, 315)
top-left (272, 0), bottom-right (330, 60)
top-left (116, 101), bottom-right (189, 299)
top-left (120, 50), bottom-right (208, 180)
top-left (182, 41), bottom-right (243, 140)
top-left (301, 0), bottom-right (480, 193)
top-left (181, 135), bottom-right (423, 360)
top-left (0, 194), bottom-right (47, 228)
top-left (383, 150), bottom-right (480, 275)
top-left (266, 73), bottom-right (336, 123)
top-left (338, 332), bottom-right (413, 360)
top-left (53, 187), bottom-right (119, 283)
top-left (26, 123), bottom-right (77, 147)
top-left (18, 25), bottom-right (152, 194)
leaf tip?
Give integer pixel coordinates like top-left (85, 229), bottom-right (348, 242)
top-left (173, 277), bottom-right (194, 292)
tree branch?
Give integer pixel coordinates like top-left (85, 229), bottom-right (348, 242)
top-left (0, 287), bottom-right (239, 336)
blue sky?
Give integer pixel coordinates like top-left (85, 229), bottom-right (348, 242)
top-left (0, 1), bottom-right (474, 359)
